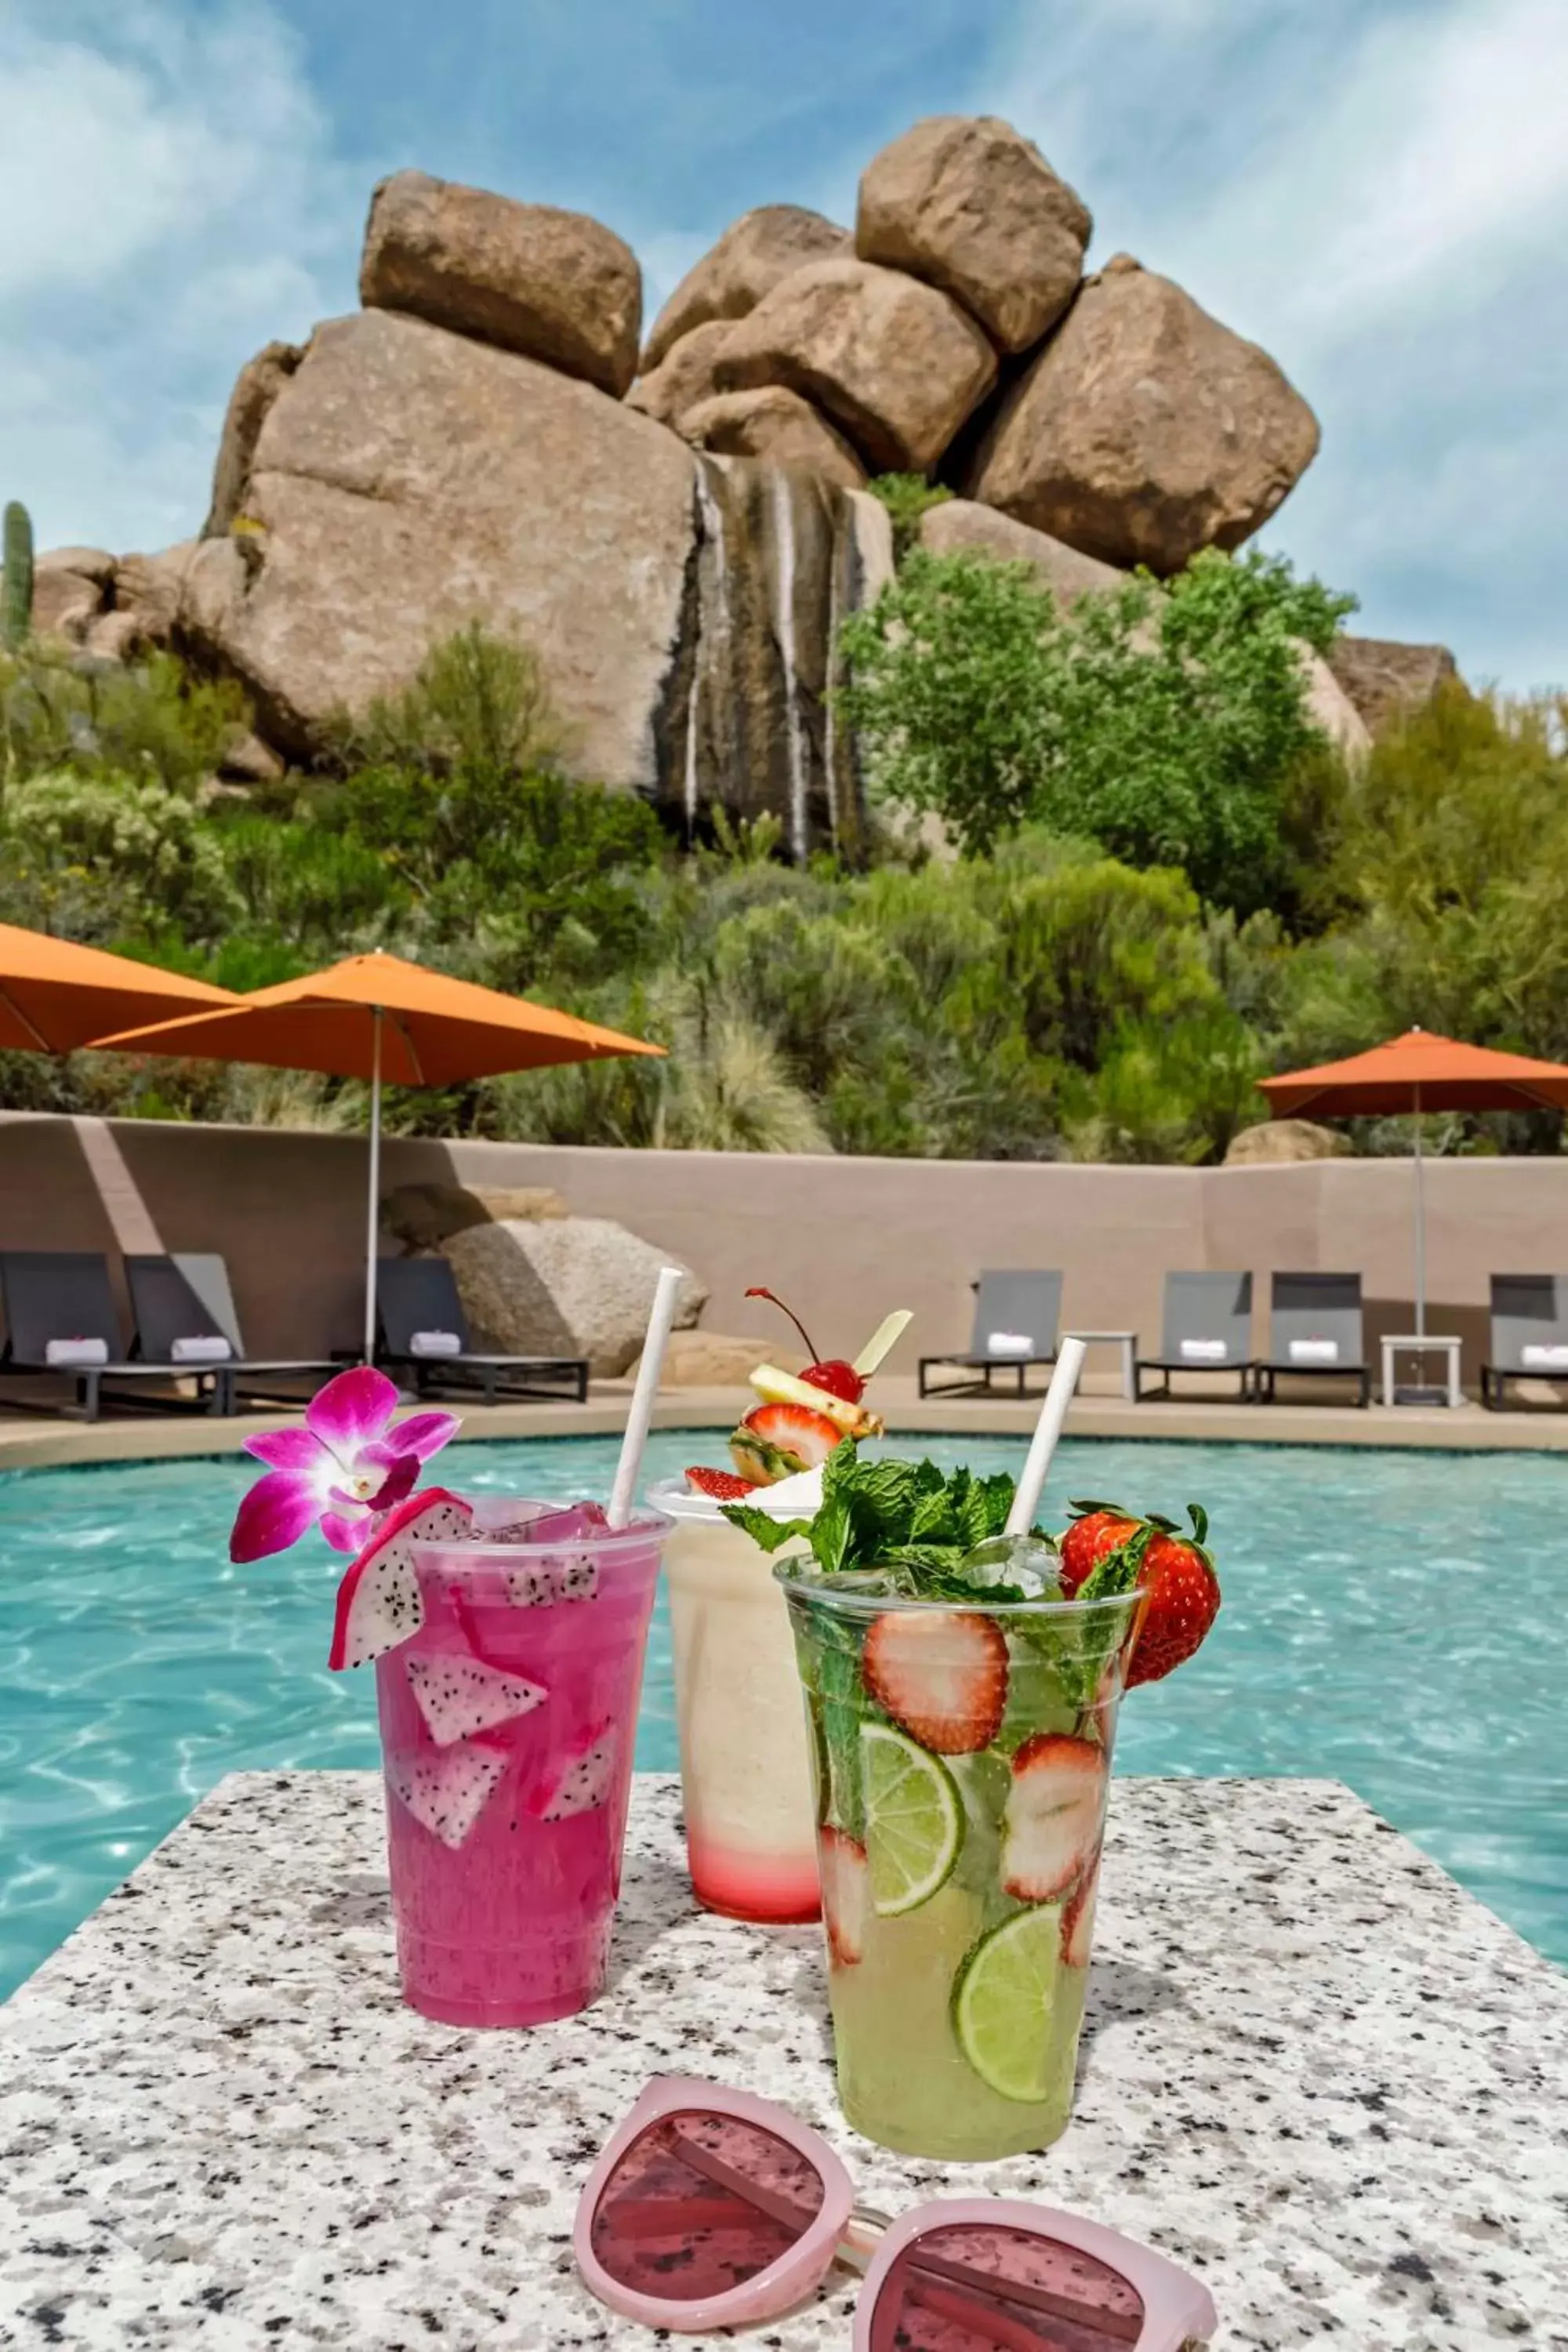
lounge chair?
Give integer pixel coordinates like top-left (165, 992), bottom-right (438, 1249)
top-left (0, 1249), bottom-right (220, 1421)
top-left (1254, 1272), bottom-right (1370, 1406)
top-left (376, 1255), bottom-right (589, 1404)
top-left (918, 1271), bottom-right (1062, 1399)
top-left (125, 1253), bottom-right (339, 1417)
top-left (1481, 1274), bottom-right (1568, 1410)
top-left (1134, 1272), bottom-right (1254, 1402)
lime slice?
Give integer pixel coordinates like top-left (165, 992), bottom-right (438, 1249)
top-left (861, 1721), bottom-right (962, 1915)
top-left (952, 1904), bottom-right (1063, 2102)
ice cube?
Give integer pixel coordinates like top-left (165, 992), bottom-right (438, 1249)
top-left (957, 1534), bottom-right (1063, 1600)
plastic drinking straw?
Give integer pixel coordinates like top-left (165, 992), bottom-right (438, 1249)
top-left (608, 1265), bottom-right (685, 1528)
top-left (1004, 1335), bottom-right (1088, 1537)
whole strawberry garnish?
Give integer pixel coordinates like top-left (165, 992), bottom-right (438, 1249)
top-left (1059, 1501), bottom-right (1141, 1596)
top-left (685, 1465), bottom-right (758, 1501)
top-left (1126, 1505), bottom-right (1220, 1687)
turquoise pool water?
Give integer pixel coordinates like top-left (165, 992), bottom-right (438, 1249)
top-left (2, 1432), bottom-right (1563, 1998)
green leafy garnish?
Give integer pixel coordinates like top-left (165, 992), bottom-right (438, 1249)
top-left (722, 1445), bottom-right (1051, 1599)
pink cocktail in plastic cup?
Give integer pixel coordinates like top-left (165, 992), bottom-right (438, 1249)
top-left (375, 1497), bottom-right (669, 2028)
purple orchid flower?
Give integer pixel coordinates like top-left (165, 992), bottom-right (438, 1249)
top-left (230, 1365), bottom-right (460, 1563)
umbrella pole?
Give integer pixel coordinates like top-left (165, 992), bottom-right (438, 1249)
top-left (1412, 1082), bottom-right (1426, 1341)
top-left (364, 1007), bottom-right (383, 1366)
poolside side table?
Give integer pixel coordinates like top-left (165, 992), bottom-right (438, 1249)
top-left (1381, 1332), bottom-right (1464, 1408)
top-left (1064, 1328), bottom-right (1138, 1401)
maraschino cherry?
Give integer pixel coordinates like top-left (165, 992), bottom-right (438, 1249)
top-left (745, 1286), bottom-right (865, 1404)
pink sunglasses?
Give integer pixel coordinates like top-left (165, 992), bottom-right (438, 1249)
top-left (574, 2076), bottom-right (1217, 2348)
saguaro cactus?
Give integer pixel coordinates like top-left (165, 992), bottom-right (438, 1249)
top-left (2, 500), bottom-right (34, 650)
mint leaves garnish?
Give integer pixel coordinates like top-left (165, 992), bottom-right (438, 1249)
top-left (722, 1445), bottom-right (1051, 1599)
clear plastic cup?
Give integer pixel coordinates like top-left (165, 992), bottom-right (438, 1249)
top-left (779, 1571), bottom-right (1143, 2158)
top-left (376, 1499), bottom-right (668, 2027)
top-left (651, 1479), bottom-right (822, 1924)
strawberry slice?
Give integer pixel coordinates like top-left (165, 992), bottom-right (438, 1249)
top-left (685, 1465), bottom-right (758, 1501)
top-left (862, 1610), bottom-right (1007, 1755)
top-left (1001, 1733), bottom-right (1106, 1903)
top-left (817, 1826), bottom-right (868, 1965)
top-left (1062, 1849), bottom-right (1101, 1969)
top-left (730, 1400), bottom-right (844, 1484)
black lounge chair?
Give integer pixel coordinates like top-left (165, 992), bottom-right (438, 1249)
top-left (919, 1271), bottom-right (1062, 1399)
top-left (125, 1253), bottom-right (339, 1416)
top-left (0, 1249), bottom-right (220, 1421)
top-left (376, 1255), bottom-right (588, 1404)
top-left (1254, 1272), bottom-right (1370, 1406)
top-left (1134, 1272), bottom-right (1254, 1402)
top-left (1481, 1274), bottom-right (1568, 1410)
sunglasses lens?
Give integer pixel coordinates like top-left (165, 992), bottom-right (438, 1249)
top-left (870, 2221), bottom-right (1146, 2351)
top-left (590, 2109), bottom-right (826, 2304)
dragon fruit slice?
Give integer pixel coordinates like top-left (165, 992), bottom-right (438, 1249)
top-left (407, 1655), bottom-right (547, 1748)
top-left (390, 1743), bottom-right (506, 1849)
top-left (504, 1554), bottom-right (600, 1609)
top-left (539, 1735), bottom-right (617, 1820)
top-left (328, 1489), bottom-right (472, 1671)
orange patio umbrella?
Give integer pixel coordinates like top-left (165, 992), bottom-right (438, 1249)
top-left (96, 950), bottom-right (665, 1360)
top-left (1258, 1027), bottom-right (1568, 1337)
top-left (0, 921), bottom-right (238, 1053)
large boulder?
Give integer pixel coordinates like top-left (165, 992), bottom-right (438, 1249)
top-left (444, 1216), bottom-right (706, 1376)
top-left (714, 256), bottom-right (996, 474)
top-left (1225, 1119), bottom-right (1350, 1167)
top-left (1296, 644), bottom-right (1372, 762)
top-left (382, 1180), bottom-right (568, 1252)
top-left (642, 204), bottom-right (850, 372)
top-left (969, 255), bottom-right (1320, 573)
top-left (681, 387), bottom-right (867, 490)
top-left (624, 321), bottom-right (736, 428)
top-left (361, 170), bottom-right (641, 397)
top-left (31, 550), bottom-right (114, 641)
top-left (1323, 635), bottom-right (1461, 735)
top-left (180, 308), bottom-right (697, 783)
top-left (112, 543), bottom-right (199, 648)
top-left (918, 498), bottom-right (1126, 605)
top-left (626, 1329), bottom-right (806, 1388)
top-left (205, 341), bottom-right (303, 537)
top-left (857, 116), bottom-right (1090, 353)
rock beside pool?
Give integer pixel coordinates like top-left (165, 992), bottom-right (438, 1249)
top-left (382, 1180), bottom-right (568, 1251)
top-left (1225, 1118), bottom-right (1350, 1166)
top-left (625, 1329), bottom-right (807, 1388)
top-left (444, 1216), bottom-right (707, 1377)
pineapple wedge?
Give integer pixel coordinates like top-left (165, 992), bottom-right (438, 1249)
top-left (747, 1363), bottom-right (884, 1439)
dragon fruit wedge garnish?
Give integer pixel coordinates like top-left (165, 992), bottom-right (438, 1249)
top-left (327, 1490), bottom-right (472, 1671)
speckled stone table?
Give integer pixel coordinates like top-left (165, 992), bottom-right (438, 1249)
top-left (2, 1774), bottom-right (1565, 2351)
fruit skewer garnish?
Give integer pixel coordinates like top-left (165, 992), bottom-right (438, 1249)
top-left (681, 1290), bottom-right (911, 1493)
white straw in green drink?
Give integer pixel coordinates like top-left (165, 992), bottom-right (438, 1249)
top-left (607, 1265), bottom-right (685, 1528)
top-left (1004, 1335), bottom-right (1088, 1537)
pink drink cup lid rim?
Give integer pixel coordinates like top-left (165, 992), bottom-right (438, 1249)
top-left (414, 1508), bottom-right (671, 1570)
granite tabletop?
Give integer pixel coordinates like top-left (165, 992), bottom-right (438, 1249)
top-left (1, 1772), bottom-right (1565, 2351)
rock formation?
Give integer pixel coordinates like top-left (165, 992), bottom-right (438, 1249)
top-left (443, 1215), bottom-right (706, 1376)
top-left (714, 257), bottom-right (996, 474)
top-left (1224, 1119), bottom-right (1350, 1167)
top-left (969, 255), bottom-right (1321, 574)
top-left (641, 205), bottom-right (850, 369)
top-left (361, 171), bottom-right (641, 397)
top-left (856, 116), bottom-right (1091, 353)
top-left (1324, 636), bottom-right (1461, 735)
top-left (21, 110), bottom-right (1360, 850)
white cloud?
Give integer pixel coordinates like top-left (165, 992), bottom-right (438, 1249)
top-left (0, 0), bottom-right (352, 551)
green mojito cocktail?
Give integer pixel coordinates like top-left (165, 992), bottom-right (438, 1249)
top-left (725, 1455), bottom-right (1207, 2163)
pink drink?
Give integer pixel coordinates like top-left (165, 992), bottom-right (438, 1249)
top-left (375, 1500), bottom-right (666, 2027)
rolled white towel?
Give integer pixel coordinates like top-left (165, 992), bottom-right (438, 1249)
top-left (45, 1336), bottom-right (109, 1367)
top-left (1289, 1337), bottom-right (1339, 1365)
top-left (171, 1334), bottom-right (233, 1365)
top-left (985, 1331), bottom-right (1035, 1359)
top-left (1520, 1343), bottom-right (1568, 1370)
top-left (1179, 1338), bottom-right (1228, 1363)
top-left (409, 1330), bottom-right (463, 1359)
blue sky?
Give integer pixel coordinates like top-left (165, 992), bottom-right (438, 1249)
top-left (4, 0), bottom-right (1565, 688)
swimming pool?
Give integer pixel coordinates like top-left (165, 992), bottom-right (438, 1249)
top-left (1, 1431), bottom-right (1563, 1998)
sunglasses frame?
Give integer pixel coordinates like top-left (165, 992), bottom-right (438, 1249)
top-left (574, 2074), bottom-right (1217, 2348)
top-left (572, 2074), bottom-right (855, 2331)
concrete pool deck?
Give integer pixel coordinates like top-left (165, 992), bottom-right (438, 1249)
top-left (2, 1771), bottom-right (1563, 2347)
top-left (3, 1374), bottom-right (1568, 1472)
